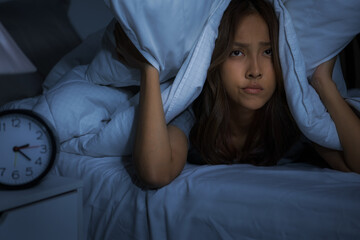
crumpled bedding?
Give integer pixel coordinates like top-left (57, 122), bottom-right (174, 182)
top-left (4, 0), bottom-right (359, 157)
top-left (2, 1), bottom-right (360, 239)
top-left (2, 0), bottom-right (360, 155)
top-left (1, 0), bottom-right (230, 157)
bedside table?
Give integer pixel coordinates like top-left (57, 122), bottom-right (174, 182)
top-left (0, 174), bottom-right (83, 240)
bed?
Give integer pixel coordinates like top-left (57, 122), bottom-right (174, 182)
top-left (1, 0), bottom-right (360, 239)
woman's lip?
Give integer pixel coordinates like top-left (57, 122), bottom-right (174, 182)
top-left (242, 87), bottom-right (263, 94)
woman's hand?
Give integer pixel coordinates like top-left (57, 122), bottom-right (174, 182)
top-left (310, 57), bottom-right (337, 100)
top-left (114, 22), bottom-right (152, 72)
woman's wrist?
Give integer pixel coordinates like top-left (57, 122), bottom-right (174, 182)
top-left (141, 65), bottom-right (159, 85)
top-left (316, 78), bottom-right (347, 120)
top-left (312, 76), bottom-right (338, 102)
top-left (142, 64), bottom-right (158, 75)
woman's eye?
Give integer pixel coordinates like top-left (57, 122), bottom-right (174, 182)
top-left (230, 50), bottom-right (243, 57)
top-left (264, 49), bottom-right (273, 56)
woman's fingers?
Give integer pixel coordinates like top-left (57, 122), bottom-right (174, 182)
top-left (113, 22), bottom-right (149, 69)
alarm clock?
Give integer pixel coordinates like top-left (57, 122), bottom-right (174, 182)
top-left (0, 109), bottom-right (58, 189)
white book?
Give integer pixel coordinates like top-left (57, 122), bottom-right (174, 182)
top-left (0, 22), bottom-right (37, 74)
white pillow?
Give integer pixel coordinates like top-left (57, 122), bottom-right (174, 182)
top-left (87, 0), bottom-right (224, 86)
top-left (281, 0), bottom-right (360, 149)
top-left (86, 0), bottom-right (230, 125)
top-left (87, 0), bottom-right (360, 150)
top-left (284, 0), bottom-right (360, 79)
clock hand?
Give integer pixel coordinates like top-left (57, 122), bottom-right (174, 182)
top-left (24, 145), bottom-right (41, 149)
top-left (15, 144), bottom-right (30, 149)
top-left (15, 144), bottom-right (41, 149)
top-left (17, 149), bottom-right (31, 161)
top-left (13, 147), bottom-right (32, 161)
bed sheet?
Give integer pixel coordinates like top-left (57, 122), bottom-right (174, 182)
top-left (52, 151), bottom-right (360, 240)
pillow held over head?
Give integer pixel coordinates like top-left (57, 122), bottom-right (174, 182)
top-left (88, 0), bottom-right (360, 150)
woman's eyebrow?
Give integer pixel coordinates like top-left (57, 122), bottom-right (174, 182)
top-left (259, 41), bottom-right (271, 46)
top-left (233, 42), bottom-right (249, 48)
top-left (233, 41), bottom-right (271, 47)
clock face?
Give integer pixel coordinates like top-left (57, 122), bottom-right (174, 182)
top-left (0, 110), bottom-right (57, 189)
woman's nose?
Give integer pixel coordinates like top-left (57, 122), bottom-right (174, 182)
top-left (246, 57), bottom-right (262, 80)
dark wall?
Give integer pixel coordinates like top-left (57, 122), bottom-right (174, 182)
top-left (340, 34), bottom-right (360, 89)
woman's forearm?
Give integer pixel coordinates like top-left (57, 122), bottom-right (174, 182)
top-left (114, 22), bottom-right (186, 187)
top-left (133, 66), bottom-right (174, 187)
top-left (317, 79), bottom-right (360, 172)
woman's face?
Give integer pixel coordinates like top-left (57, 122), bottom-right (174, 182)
top-left (220, 13), bottom-right (276, 113)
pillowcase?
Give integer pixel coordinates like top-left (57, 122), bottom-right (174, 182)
top-left (88, 0), bottom-right (360, 150)
top-left (87, 0), bottom-right (223, 86)
top-left (281, 0), bottom-right (360, 149)
top-left (284, 0), bottom-right (360, 79)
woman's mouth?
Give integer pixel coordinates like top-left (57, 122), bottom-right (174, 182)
top-left (242, 86), bottom-right (263, 94)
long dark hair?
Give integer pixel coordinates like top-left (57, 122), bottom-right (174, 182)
top-left (190, 0), bottom-right (300, 166)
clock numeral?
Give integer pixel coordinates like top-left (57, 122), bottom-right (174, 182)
top-left (35, 157), bottom-right (42, 165)
top-left (28, 122), bottom-right (32, 131)
top-left (11, 118), bottom-right (21, 128)
top-left (36, 130), bottom-right (43, 140)
top-left (0, 122), bottom-right (5, 132)
top-left (0, 168), bottom-right (5, 176)
top-left (40, 145), bottom-right (47, 154)
top-left (12, 170), bottom-right (20, 180)
top-left (26, 167), bottom-right (33, 176)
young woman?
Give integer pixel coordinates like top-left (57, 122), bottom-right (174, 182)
top-left (114, 0), bottom-right (360, 188)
